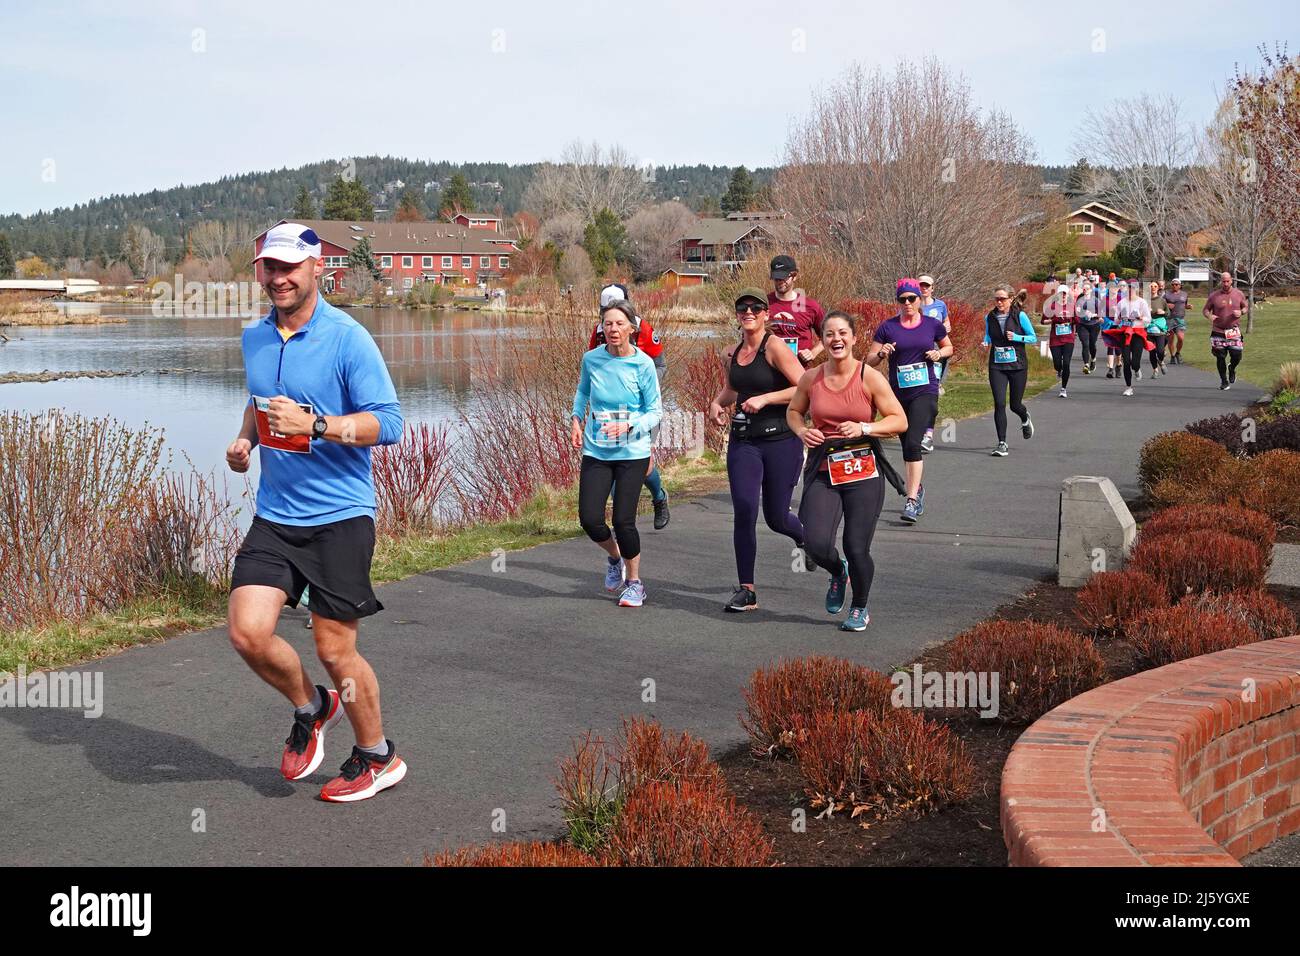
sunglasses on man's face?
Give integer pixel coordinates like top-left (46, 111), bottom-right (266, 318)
top-left (736, 303), bottom-right (765, 315)
top-left (897, 295), bottom-right (918, 304)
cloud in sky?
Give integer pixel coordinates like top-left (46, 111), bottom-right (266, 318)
top-left (1, 0), bottom-right (1294, 215)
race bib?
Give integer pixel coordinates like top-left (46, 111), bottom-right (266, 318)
top-left (828, 445), bottom-right (878, 486)
top-left (993, 345), bottom-right (1017, 364)
top-left (896, 361), bottom-right (929, 389)
top-left (253, 396), bottom-right (313, 454)
top-left (1054, 323), bottom-right (1072, 337)
top-left (592, 408), bottom-right (631, 445)
top-left (1225, 326), bottom-right (1242, 341)
top-left (782, 337), bottom-right (800, 355)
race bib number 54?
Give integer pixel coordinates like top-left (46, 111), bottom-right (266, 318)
top-left (828, 446), bottom-right (878, 486)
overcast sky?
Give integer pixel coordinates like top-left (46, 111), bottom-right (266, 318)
top-left (2, 0), bottom-right (1295, 216)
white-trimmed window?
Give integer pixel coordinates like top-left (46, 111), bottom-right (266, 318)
top-left (1068, 222), bottom-right (1094, 235)
top-left (461, 255), bottom-right (472, 269)
top-left (442, 255), bottom-right (453, 268)
top-left (381, 255), bottom-right (392, 268)
top-left (499, 255), bottom-right (510, 270)
top-left (422, 255), bottom-right (433, 268)
top-left (480, 256), bottom-right (490, 268)
top-left (403, 277), bottom-right (413, 289)
top-left (402, 255), bottom-right (413, 269)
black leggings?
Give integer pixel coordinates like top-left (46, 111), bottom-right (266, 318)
top-left (1077, 324), bottom-right (1100, 365)
top-left (579, 455), bottom-right (650, 559)
top-left (727, 434), bottom-right (805, 585)
top-left (1148, 334), bottom-right (1167, 368)
top-left (898, 391), bottom-right (938, 462)
top-left (989, 366), bottom-right (1029, 442)
top-left (1051, 343), bottom-right (1074, 388)
top-left (1120, 337), bottom-right (1144, 386)
top-left (1214, 347), bottom-right (1244, 384)
top-left (799, 470), bottom-right (885, 610)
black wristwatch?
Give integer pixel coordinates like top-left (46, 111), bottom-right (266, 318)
top-left (311, 414), bottom-right (328, 440)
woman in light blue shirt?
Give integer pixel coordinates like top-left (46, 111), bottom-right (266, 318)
top-left (570, 301), bottom-right (663, 607)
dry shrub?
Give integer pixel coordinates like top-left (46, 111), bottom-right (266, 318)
top-left (945, 620), bottom-right (1106, 725)
top-left (669, 338), bottom-right (728, 454)
top-left (740, 656), bottom-right (896, 758)
top-left (427, 841), bottom-right (600, 867)
top-left (604, 781), bottom-right (773, 867)
top-left (1138, 431), bottom-right (1232, 494)
top-left (1074, 571), bottom-right (1169, 637)
top-left (1128, 530), bottom-right (1269, 601)
top-left (790, 708), bottom-right (975, 818)
top-left (372, 421), bottom-right (456, 536)
top-left (1127, 604), bottom-right (1257, 667)
top-left (554, 717), bottom-right (727, 854)
top-left (1180, 590), bottom-right (1297, 641)
top-left (1148, 456), bottom-right (1254, 510)
top-left (1240, 450), bottom-right (1300, 527)
top-left (1137, 503), bottom-right (1276, 553)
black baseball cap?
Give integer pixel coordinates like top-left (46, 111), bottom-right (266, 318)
top-left (770, 255), bottom-right (797, 280)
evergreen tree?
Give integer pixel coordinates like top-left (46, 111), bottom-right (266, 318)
top-left (322, 176), bottom-right (374, 221)
top-left (0, 233), bottom-right (14, 279)
top-left (581, 208), bottom-right (628, 277)
top-left (292, 186), bottom-right (317, 219)
top-left (347, 235), bottom-right (384, 281)
top-left (1063, 158), bottom-right (1093, 195)
top-left (720, 166), bottom-right (756, 213)
top-left (394, 187), bottom-right (425, 222)
top-left (438, 173), bottom-right (475, 218)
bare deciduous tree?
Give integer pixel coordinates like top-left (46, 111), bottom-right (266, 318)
top-left (190, 220), bottom-right (254, 279)
top-left (1233, 46), bottom-right (1300, 260)
top-left (1075, 95), bottom-right (1194, 278)
top-left (1188, 93), bottom-right (1294, 331)
top-left (523, 141), bottom-right (650, 222)
top-left (536, 211), bottom-right (586, 251)
top-left (778, 59), bottom-right (1040, 304)
top-left (625, 201), bottom-right (698, 280)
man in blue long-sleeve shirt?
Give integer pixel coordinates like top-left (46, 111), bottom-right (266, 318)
top-left (225, 222), bottom-right (407, 803)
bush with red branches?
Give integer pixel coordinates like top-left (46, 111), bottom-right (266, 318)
top-left (1179, 590), bottom-right (1297, 641)
top-left (945, 620), bottom-right (1106, 724)
top-left (1138, 431), bottom-right (1233, 494)
top-left (1074, 571), bottom-right (1169, 637)
top-left (604, 781), bottom-right (774, 867)
top-left (427, 841), bottom-right (600, 867)
top-left (1137, 503), bottom-right (1276, 553)
top-left (790, 707), bottom-right (975, 817)
top-left (740, 656), bottom-right (896, 758)
top-left (1128, 530), bottom-right (1269, 601)
top-left (1127, 603), bottom-right (1257, 667)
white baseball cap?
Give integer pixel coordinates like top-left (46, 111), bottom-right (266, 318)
top-left (599, 283), bottom-right (629, 308)
top-left (918, 275), bottom-right (935, 286)
top-left (255, 223), bottom-right (322, 263)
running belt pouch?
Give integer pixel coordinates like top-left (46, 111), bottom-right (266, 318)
top-left (732, 413), bottom-right (790, 440)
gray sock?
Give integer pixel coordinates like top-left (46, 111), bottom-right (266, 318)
top-left (295, 686), bottom-right (323, 718)
top-left (358, 739), bottom-right (390, 759)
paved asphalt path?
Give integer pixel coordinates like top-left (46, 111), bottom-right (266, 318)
top-left (1, 356), bottom-right (1261, 865)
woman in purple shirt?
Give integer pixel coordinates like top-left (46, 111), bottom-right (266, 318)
top-left (866, 277), bottom-right (953, 524)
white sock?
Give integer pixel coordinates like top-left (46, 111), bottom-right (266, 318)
top-left (295, 686), bottom-right (323, 718)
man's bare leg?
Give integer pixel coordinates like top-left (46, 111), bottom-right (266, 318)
top-left (228, 585), bottom-right (314, 708)
top-left (312, 615), bottom-right (383, 748)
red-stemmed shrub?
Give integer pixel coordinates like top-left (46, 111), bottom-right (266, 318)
top-left (1138, 431), bottom-right (1232, 494)
top-left (1179, 590), bottom-right (1297, 641)
top-left (1127, 604), bottom-right (1257, 667)
top-left (604, 781), bottom-right (773, 867)
top-left (372, 421), bottom-right (456, 536)
top-left (945, 620), bottom-right (1106, 724)
top-left (1241, 449), bottom-right (1300, 527)
top-left (671, 340), bottom-right (728, 454)
top-left (618, 717), bottom-right (726, 796)
top-left (790, 708), bottom-right (975, 817)
top-left (1137, 503), bottom-right (1276, 553)
top-left (427, 841), bottom-right (600, 867)
top-left (1074, 571), bottom-right (1169, 637)
top-left (740, 656), bottom-right (896, 758)
top-left (1128, 530), bottom-right (1269, 601)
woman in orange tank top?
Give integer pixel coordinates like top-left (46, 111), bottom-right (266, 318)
top-left (787, 312), bottom-right (907, 631)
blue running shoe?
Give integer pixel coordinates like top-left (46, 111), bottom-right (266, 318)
top-left (901, 497), bottom-right (921, 523)
top-left (604, 557), bottom-right (624, 592)
top-left (915, 484), bottom-right (925, 516)
top-left (618, 579), bottom-right (646, 607)
top-left (825, 559), bottom-right (849, 614)
top-left (839, 607), bottom-right (870, 631)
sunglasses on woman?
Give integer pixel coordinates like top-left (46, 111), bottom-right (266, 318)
top-left (995, 295), bottom-right (1010, 302)
top-left (736, 303), bottom-right (765, 315)
top-left (897, 295), bottom-right (918, 304)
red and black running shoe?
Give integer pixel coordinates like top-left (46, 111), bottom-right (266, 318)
top-left (319, 741), bottom-right (407, 803)
top-left (280, 686), bottom-right (344, 781)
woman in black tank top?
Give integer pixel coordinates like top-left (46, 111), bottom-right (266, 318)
top-left (708, 289), bottom-right (809, 613)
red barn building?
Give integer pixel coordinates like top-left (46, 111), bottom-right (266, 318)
top-left (448, 212), bottom-right (503, 233)
top-left (1063, 201), bottom-right (1134, 256)
top-left (253, 219), bottom-right (516, 293)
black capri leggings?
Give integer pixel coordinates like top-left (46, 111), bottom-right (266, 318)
top-left (1077, 324), bottom-right (1100, 365)
top-left (1119, 336), bottom-right (1145, 386)
top-left (898, 391), bottom-right (938, 462)
top-left (1148, 334), bottom-right (1167, 368)
top-left (798, 469), bottom-right (886, 610)
top-left (579, 455), bottom-right (650, 559)
top-left (1051, 342), bottom-right (1074, 388)
top-left (989, 366), bottom-right (1029, 442)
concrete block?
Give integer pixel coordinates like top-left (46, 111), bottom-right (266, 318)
top-left (1058, 476), bottom-right (1136, 587)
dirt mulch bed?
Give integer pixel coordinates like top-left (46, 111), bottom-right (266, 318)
top-left (721, 575), bottom-right (1300, 867)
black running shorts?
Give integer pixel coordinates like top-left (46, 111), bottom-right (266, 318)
top-left (230, 515), bottom-right (383, 621)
